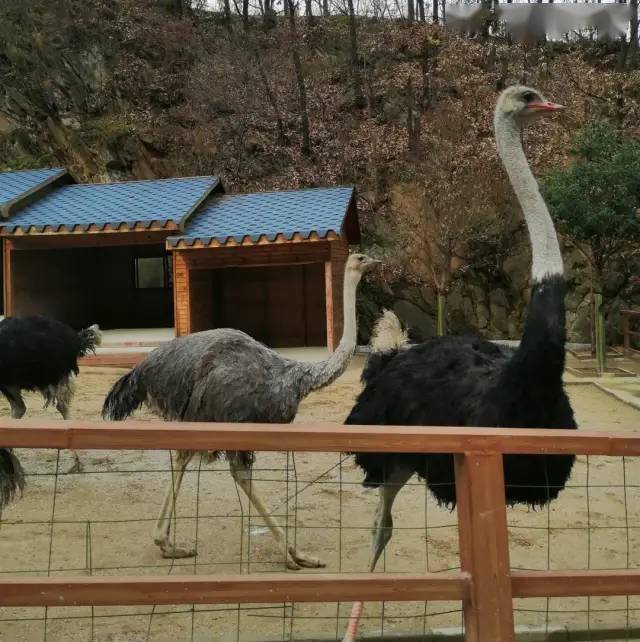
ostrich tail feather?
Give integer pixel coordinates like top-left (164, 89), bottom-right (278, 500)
top-left (102, 369), bottom-right (144, 421)
top-left (370, 309), bottom-right (408, 353)
top-left (0, 448), bottom-right (25, 509)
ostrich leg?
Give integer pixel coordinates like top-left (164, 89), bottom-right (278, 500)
top-left (228, 454), bottom-right (325, 571)
top-left (2, 387), bottom-right (26, 419)
top-left (153, 450), bottom-right (197, 558)
top-left (342, 466), bottom-right (413, 642)
top-left (55, 379), bottom-right (83, 474)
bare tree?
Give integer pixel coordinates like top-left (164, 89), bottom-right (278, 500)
top-left (416, 0), bottom-right (425, 21)
top-left (630, 0), bottom-right (639, 69)
top-left (242, 0), bottom-right (249, 29)
top-left (347, 0), bottom-right (366, 108)
top-left (407, 0), bottom-right (415, 22)
top-left (322, 0), bottom-right (330, 16)
top-left (432, 0), bottom-right (438, 24)
top-left (256, 55), bottom-right (287, 145)
top-left (305, 0), bottom-right (315, 21)
top-left (386, 104), bottom-right (508, 336)
top-left (287, 0), bottom-right (312, 155)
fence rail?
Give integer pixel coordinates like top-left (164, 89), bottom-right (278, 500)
top-left (1, 419), bottom-right (640, 642)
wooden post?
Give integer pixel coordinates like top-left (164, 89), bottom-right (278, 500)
top-left (173, 252), bottom-right (190, 336)
top-left (3, 238), bottom-right (13, 317)
top-left (622, 310), bottom-right (630, 356)
top-left (324, 240), bottom-right (348, 351)
top-left (455, 453), bottom-right (515, 642)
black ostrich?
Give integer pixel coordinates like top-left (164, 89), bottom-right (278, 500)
top-left (341, 86), bottom-right (577, 641)
top-left (0, 315), bottom-right (102, 507)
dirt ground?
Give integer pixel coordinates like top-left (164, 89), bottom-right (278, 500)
top-left (1, 356), bottom-right (640, 641)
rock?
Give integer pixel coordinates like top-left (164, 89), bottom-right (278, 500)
top-left (393, 299), bottom-right (436, 341)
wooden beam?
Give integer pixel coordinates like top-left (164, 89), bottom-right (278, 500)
top-left (455, 453), bottom-right (514, 642)
top-left (79, 353), bottom-right (148, 368)
top-left (1, 421), bottom-right (639, 455)
top-left (511, 570), bottom-right (640, 598)
top-left (7, 230), bottom-right (173, 251)
top-left (0, 572), bottom-right (469, 607)
top-left (3, 238), bottom-right (13, 317)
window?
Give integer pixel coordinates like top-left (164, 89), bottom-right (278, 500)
top-left (134, 256), bottom-right (172, 289)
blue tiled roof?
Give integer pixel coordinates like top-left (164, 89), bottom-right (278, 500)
top-left (0, 168), bottom-right (67, 209)
top-left (2, 176), bottom-right (220, 232)
top-left (168, 186), bottom-right (355, 246)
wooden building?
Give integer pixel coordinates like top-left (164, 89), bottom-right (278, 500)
top-left (0, 169), bottom-right (360, 350)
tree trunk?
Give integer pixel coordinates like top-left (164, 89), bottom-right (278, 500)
top-left (287, 0), bottom-right (312, 155)
top-left (256, 58), bottom-right (287, 146)
top-left (432, 0), bottom-right (438, 23)
top-left (323, 0), bottom-right (330, 15)
top-left (305, 0), bottom-right (315, 22)
top-left (347, 0), bottom-right (366, 109)
top-left (406, 77), bottom-right (420, 153)
top-left (242, 0), bottom-right (249, 29)
top-left (630, 0), bottom-right (639, 69)
top-left (436, 292), bottom-right (446, 336)
top-left (223, 0), bottom-right (232, 28)
top-left (594, 292), bottom-right (606, 375)
top-left (407, 0), bottom-right (415, 22)
top-left (416, 0), bottom-right (425, 20)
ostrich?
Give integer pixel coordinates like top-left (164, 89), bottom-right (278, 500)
top-left (341, 86), bottom-right (577, 641)
top-left (102, 252), bottom-right (379, 568)
top-left (0, 315), bottom-right (103, 506)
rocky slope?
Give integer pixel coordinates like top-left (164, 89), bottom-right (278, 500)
top-left (2, 0), bottom-right (639, 342)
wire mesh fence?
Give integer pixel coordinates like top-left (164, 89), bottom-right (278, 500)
top-left (1, 441), bottom-right (640, 641)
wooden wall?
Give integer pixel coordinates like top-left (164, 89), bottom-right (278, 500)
top-left (6, 240), bottom-right (173, 329)
top-left (173, 239), bottom-right (348, 348)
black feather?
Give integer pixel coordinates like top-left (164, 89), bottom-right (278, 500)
top-left (0, 448), bottom-right (25, 509)
top-left (0, 315), bottom-right (96, 390)
top-left (347, 276), bottom-right (576, 508)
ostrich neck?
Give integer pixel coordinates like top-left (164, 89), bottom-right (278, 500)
top-left (495, 113), bottom-right (567, 378)
top-left (299, 272), bottom-right (359, 394)
top-left (494, 114), bottom-right (563, 283)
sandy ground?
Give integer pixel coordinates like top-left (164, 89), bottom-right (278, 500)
top-left (1, 356), bottom-right (640, 641)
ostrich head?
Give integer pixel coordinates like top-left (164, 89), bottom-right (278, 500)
top-left (495, 86), bottom-right (564, 125)
top-left (345, 253), bottom-right (380, 280)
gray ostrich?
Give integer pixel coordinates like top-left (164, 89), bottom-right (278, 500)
top-left (102, 252), bottom-right (379, 568)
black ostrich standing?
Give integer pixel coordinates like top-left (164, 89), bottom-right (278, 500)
top-left (0, 315), bottom-right (102, 507)
top-left (341, 86), bottom-right (577, 641)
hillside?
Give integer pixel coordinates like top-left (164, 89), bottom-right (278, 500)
top-left (2, 0), bottom-right (640, 341)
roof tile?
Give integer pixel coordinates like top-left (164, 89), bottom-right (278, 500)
top-left (168, 187), bottom-right (354, 247)
top-left (0, 168), bottom-right (66, 208)
top-left (2, 176), bottom-right (219, 232)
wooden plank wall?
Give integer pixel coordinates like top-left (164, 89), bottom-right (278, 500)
top-left (173, 240), bottom-right (340, 347)
top-left (325, 239), bottom-right (349, 351)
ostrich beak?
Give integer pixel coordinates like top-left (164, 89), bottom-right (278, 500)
top-left (363, 258), bottom-right (382, 272)
top-left (527, 101), bottom-right (565, 113)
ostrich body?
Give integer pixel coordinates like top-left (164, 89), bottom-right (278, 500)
top-left (102, 253), bottom-right (379, 568)
top-left (0, 315), bottom-right (102, 507)
top-left (341, 87), bottom-right (576, 641)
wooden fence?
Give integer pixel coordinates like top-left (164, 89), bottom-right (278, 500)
top-left (1, 419), bottom-right (640, 642)
top-left (622, 308), bottom-right (640, 355)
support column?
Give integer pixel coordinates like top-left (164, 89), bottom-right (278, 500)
top-left (3, 239), bottom-right (13, 317)
top-left (173, 252), bottom-right (190, 336)
top-left (324, 240), bottom-right (348, 351)
top-left (455, 452), bottom-right (515, 642)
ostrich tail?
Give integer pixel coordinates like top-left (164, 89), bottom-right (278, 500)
top-left (78, 324), bottom-right (103, 357)
top-left (361, 310), bottom-right (408, 385)
top-left (370, 309), bottom-right (408, 353)
top-left (0, 448), bottom-right (25, 510)
top-left (102, 369), bottom-right (144, 421)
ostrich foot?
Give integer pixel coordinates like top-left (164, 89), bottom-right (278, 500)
top-left (286, 546), bottom-right (325, 570)
top-left (155, 538), bottom-right (197, 559)
top-left (66, 454), bottom-right (84, 474)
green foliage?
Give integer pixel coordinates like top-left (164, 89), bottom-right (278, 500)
top-left (542, 121), bottom-right (640, 248)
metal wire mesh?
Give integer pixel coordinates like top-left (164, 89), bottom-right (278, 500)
top-left (1, 444), bottom-right (639, 641)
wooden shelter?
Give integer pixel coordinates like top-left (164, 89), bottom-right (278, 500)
top-left (0, 169), bottom-right (360, 350)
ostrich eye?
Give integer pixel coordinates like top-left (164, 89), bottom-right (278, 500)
top-left (358, 256), bottom-right (364, 261)
top-left (522, 91), bottom-right (535, 102)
